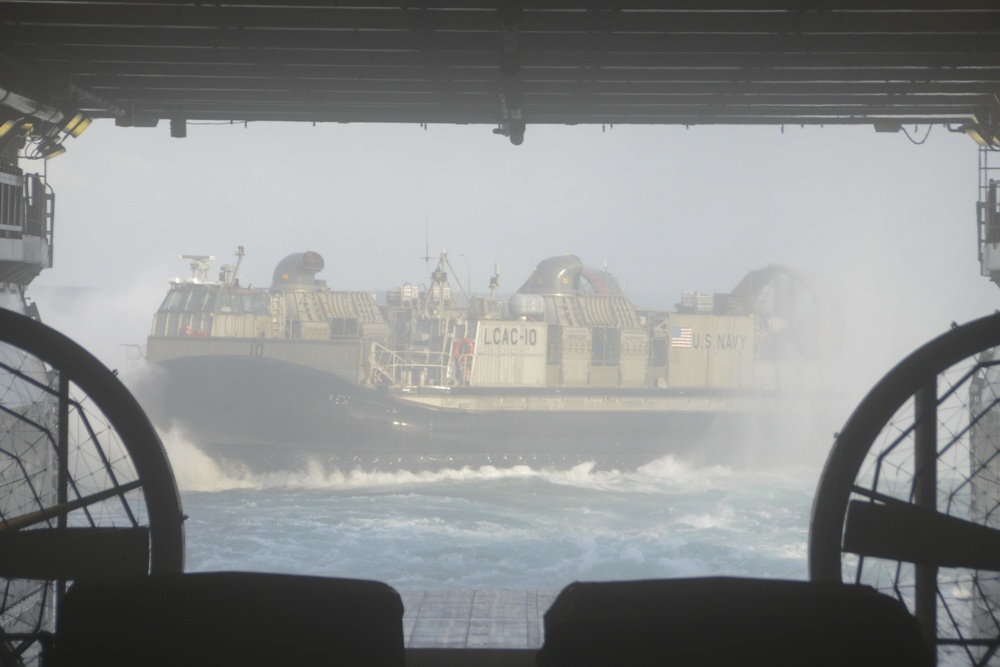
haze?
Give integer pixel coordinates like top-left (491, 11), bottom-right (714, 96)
top-left (27, 120), bottom-right (999, 411)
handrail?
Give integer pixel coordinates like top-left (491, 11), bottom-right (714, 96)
top-left (370, 342), bottom-right (454, 386)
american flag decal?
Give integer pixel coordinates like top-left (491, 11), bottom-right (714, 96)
top-left (671, 327), bottom-right (693, 348)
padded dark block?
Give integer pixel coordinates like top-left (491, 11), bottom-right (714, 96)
top-left (55, 571), bottom-right (404, 667)
top-left (538, 577), bottom-right (933, 667)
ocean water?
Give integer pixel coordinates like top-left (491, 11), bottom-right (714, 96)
top-left (166, 436), bottom-right (821, 591)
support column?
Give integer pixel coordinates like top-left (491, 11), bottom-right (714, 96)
top-left (914, 380), bottom-right (938, 661)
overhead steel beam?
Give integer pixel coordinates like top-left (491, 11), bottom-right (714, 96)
top-left (6, 26), bottom-right (1000, 55)
top-left (12, 0), bottom-right (995, 9)
top-left (1, 1), bottom-right (998, 144)
top-left (14, 43), bottom-right (1000, 70)
top-left (6, 4), bottom-right (1000, 34)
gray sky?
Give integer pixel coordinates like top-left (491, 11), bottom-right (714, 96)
top-left (27, 120), bottom-right (1000, 401)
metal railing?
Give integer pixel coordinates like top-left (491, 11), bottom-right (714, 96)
top-left (370, 342), bottom-right (455, 387)
top-left (977, 145), bottom-right (1000, 286)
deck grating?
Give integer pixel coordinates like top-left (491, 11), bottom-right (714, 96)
top-left (400, 590), bottom-right (559, 649)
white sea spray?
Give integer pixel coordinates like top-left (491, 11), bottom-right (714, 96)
top-left (178, 449), bottom-right (819, 590)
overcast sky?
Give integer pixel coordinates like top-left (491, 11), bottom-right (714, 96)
top-left (26, 119), bottom-right (1000, 401)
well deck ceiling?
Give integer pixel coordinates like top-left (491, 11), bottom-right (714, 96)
top-left (1, 1), bottom-right (999, 143)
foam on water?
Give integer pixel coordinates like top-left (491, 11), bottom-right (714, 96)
top-left (167, 431), bottom-right (821, 590)
top-left (162, 427), bottom-right (816, 494)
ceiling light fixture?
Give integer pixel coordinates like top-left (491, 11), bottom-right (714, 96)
top-left (61, 111), bottom-right (92, 138)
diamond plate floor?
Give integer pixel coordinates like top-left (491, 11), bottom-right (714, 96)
top-left (400, 590), bottom-right (559, 649)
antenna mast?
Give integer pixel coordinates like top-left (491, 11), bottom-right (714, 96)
top-left (489, 262), bottom-right (500, 300)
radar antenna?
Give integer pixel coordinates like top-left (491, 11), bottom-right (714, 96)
top-left (180, 254), bottom-right (215, 283)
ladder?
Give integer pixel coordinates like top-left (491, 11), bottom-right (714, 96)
top-left (270, 294), bottom-right (286, 338)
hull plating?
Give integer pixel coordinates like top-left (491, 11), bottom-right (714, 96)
top-left (131, 355), bottom-right (820, 473)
